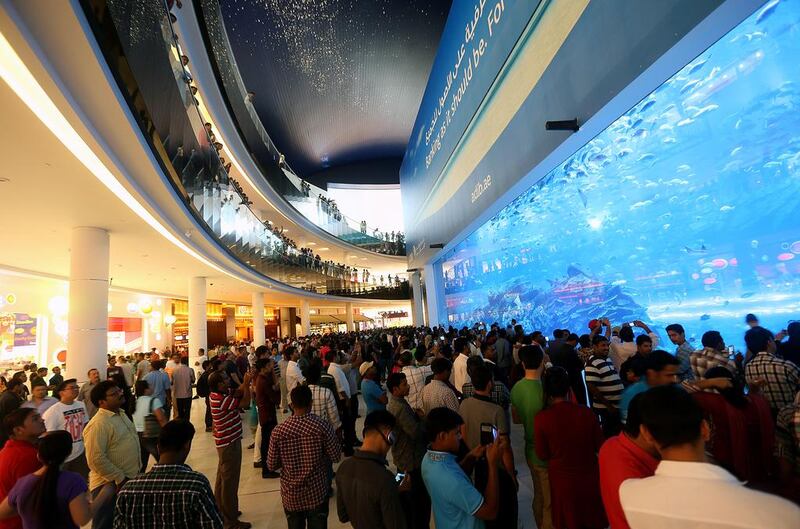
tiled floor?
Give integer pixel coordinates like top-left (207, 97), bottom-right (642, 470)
top-left (183, 397), bottom-right (536, 528)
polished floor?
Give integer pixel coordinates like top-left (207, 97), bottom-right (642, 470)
top-left (183, 397), bottom-right (537, 529)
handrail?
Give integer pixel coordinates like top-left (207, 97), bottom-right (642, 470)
top-left (79, 0), bottom-right (409, 299)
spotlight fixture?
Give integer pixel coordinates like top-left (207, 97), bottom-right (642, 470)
top-left (545, 118), bottom-right (579, 132)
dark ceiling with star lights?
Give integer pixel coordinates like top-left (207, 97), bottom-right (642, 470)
top-left (217, 0), bottom-right (452, 183)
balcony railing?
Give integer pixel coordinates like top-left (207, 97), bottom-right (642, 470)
top-left (193, 0), bottom-right (406, 255)
top-left (80, 0), bottom-right (409, 299)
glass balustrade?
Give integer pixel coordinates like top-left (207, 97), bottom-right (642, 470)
top-left (80, 0), bottom-right (409, 299)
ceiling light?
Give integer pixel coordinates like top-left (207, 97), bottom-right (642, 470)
top-left (318, 247), bottom-right (329, 251)
top-left (307, 242), bottom-right (317, 246)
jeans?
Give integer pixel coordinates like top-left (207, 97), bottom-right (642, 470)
top-left (215, 440), bottom-right (242, 529)
top-left (285, 502), bottom-right (328, 529)
top-left (259, 420), bottom-right (277, 475)
top-left (92, 486), bottom-right (116, 529)
top-left (139, 434), bottom-right (159, 472)
top-left (176, 397), bottom-right (192, 421)
top-left (204, 396), bottom-right (213, 428)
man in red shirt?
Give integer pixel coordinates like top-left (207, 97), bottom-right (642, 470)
top-left (209, 370), bottom-right (252, 529)
top-left (254, 358), bottom-right (280, 479)
top-left (0, 408), bottom-right (46, 529)
top-left (598, 393), bottom-right (659, 529)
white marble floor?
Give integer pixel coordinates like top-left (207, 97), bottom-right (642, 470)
top-left (182, 397), bottom-right (537, 528)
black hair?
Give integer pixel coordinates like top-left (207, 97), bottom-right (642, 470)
top-left (90, 380), bottom-right (118, 407)
top-left (31, 430), bottom-right (72, 527)
top-left (430, 357), bottom-right (452, 375)
top-left (413, 347), bottom-right (426, 362)
top-left (567, 333), bottom-right (579, 343)
top-left (290, 385), bottom-right (313, 409)
top-left (620, 355), bottom-right (647, 382)
top-left (644, 350), bottom-right (680, 373)
top-left (592, 335), bottom-right (609, 346)
top-left (623, 393), bottom-right (645, 437)
top-left (466, 355), bottom-right (484, 377)
top-left (135, 380), bottom-right (149, 398)
top-left (619, 326), bottom-right (635, 343)
top-left (639, 385), bottom-right (703, 449)
top-left (363, 409), bottom-right (396, 436)
top-left (665, 323), bottom-right (685, 335)
top-left (425, 407), bottom-right (464, 443)
top-left (386, 372), bottom-right (407, 393)
top-left (399, 350), bottom-right (413, 366)
top-left (304, 359), bottom-right (322, 385)
top-left (255, 358), bottom-right (270, 371)
top-left (470, 363), bottom-right (492, 392)
top-left (158, 419), bottom-right (195, 453)
top-left (6, 378), bottom-right (22, 393)
top-left (744, 326), bottom-right (773, 354)
top-left (701, 331), bottom-right (723, 349)
top-left (3, 407), bottom-right (36, 437)
top-left (453, 337), bottom-right (469, 355)
top-left (207, 372), bottom-right (227, 393)
top-left (635, 334), bottom-right (653, 346)
top-left (519, 345), bottom-right (543, 370)
top-left (542, 366), bottom-right (570, 399)
top-left (704, 366), bottom-right (746, 408)
top-left (255, 345), bottom-right (269, 357)
top-left (202, 360), bottom-right (211, 369)
top-left (745, 313), bottom-right (758, 323)
top-left (55, 379), bottom-right (77, 399)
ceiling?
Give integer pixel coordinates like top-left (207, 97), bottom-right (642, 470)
top-left (217, 0), bottom-right (452, 180)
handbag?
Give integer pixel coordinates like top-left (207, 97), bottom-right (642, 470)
top-left (143, 396), bottom-right (161, 438)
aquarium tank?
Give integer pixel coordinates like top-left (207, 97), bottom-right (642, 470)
top-left (439, 0), bottom-right (800, 349)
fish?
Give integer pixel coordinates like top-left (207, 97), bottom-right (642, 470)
top-left (618, 148), bottom-right (633, 158)
top-left (683, 245), bottom-right (708, 255)
top-left (700, 314), bottom-right (711, 321)
top-left (730, 146), bottom-right (742, 156)
top-left (677, 164), bottom-right (691, 172)
top-left (663, 223), bottom-right (671, 230)
top-left (639, 99), bottom-right (657, 112)
top-left (663, 137), bottom-right (677, 144)
top-left (577, 189), bottom-right (588, 208)
top-left (637, 153), bottom-right (655, 162)
top-left (630, 200), bottom-right (653, 210)
top-left (720, 205), bottom-right (735, 212)
top-left (664, 178), bottom-right (689, 185)
top-left (691, 104), bottom-right (719, 118)
top-left (686, 58), bottom-right (708, 75)
top-left (680, 79), bottom-right (701, 94)
top-left (741, 292), bottom-right (756, 298)
top-left (756, 0), bottom-right (780, 24)
top-left (677, 118), bottom-right (695, 127)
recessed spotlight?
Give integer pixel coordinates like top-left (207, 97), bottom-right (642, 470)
top-left (318, 247), bottom-right (329, 251)
top-left (307, 242), bottom-right (316, 246)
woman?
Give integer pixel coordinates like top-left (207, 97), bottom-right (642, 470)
top-left (535, 367), bottom-right (607, 529)
top-left (132, 379), bottom-right (168, 472)
top-left (0, 430), bottom-right (114, 528)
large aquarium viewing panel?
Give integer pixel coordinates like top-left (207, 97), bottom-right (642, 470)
top-left (440, 0), bottom-right (800, 346)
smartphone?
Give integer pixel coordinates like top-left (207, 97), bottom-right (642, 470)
top-left (628, 321), bottom-right (636, 327)
top-left (480, 423), bottom-right (498, 446)
top-left (727, 345), bottom-right (735, 359)
top-left (395, 472), bottom-right (405, 483)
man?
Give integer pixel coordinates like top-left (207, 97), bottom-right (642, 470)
top-left (619, 350), bottom-right (680, 423)
top-left (452, 337), bottom-right (471, 393)
top-left (84, 380), bottom-right (141, 529)
top-left (421, 407), bottom-right (503, 529)
top-left (510, 344), bottom-right (552, 529)
top-left (285, 346), bottom-right (304, 393)
top-left (744, 326), bottom-right (800, 414)
top-left (235, 346), bottom-right (250, 383)
top-left (0, 408), bottom-right (45, 529)
top-left (31, 367), bottom-right (48, 388)
top-left (778, 321), bottom-right (800, 366)
top-left (13, 371), bottom-right (29, 401)
top-left (421, 358), bottom-right (459, 415)
top-left (268, 385), bottom-right (342, 528)
top-left (254, 358), bottom-right (280, 479)
top-left (208, 370), bottom-right (252, 529)
top-left (399, 351), bottom-right (431, 413)
top-left (745, 313), bottom-right (760, 328)
top-left (42, 378), bottom-right (90, 480)
top-left (48, 366), bottom-right (64, 394)
top-left (305, 362), bottom-right (342, 433)
top-left (548, 333), bottom-right (588, 405)
top-left (171, 354), bottom-right (195, 421)
top-left (135, 352), bottom-right (152, 382)
top-left (114, 420), bottom-right (223, 529)
top-left (77, 368), bottom-right (101, 418)
top-left (665, 323), bottom-right (695, 382)
top-left (620, 385), bottom-right (800, 528)
top-left (0, 380), bottom-right (26, 446)
top-left (361, 361), bottom-right (388, 415)
top-left (386, 373), bottom-right (430, 529)
top-left (461, 356), bottom-right (511, 413)
top-left (144, 360), bottom-right (172, 420)
top-left (585, 335), bottom-right (625, 438)
top-left (598, 394), bottom-right (659, 529)
top-left (690, 330), bottom-right (737, 380)
top-left (194, 347), bottom-right (209, 379)
top-left (492, 329), bottom-right (512, 381)
top-left (196, 360), bottom-right (214, 432)
top-left (610, 321), bottom-right (659, 371)
top-left (117, 356), bottom-right (134, 388)
top-left (336, 410), bottom-right (407, 529)
top-left (327, 350), bottom-right (357, 454)
top-left (107, 356), bottom-right (133, 416)
top-left (23, 379), bottom-right (58, 415)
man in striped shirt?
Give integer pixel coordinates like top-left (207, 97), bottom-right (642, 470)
top-left (209, 370), bottom-right (252, 529)
top-left (400, 350), bottom-right (432, 413)
top-left (585, 335), bottom-right (624, 438)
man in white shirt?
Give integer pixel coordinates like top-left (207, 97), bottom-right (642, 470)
top-left (610, 320), bottom-right (659, 370)
top-left (399, 350), bottom-right (432, 413)
top-left (620, 385), bottom-right (800, 529)
top-left (194, 348), bottom-right (208, 379)
top-left (326, 349), bottom-right (358, 453)
top-left (42, 378), bottom-right (89, 479)
top-left (285, 346), bottom-right (304, 393)
top-left (452, 337), bottom-right (471, 393)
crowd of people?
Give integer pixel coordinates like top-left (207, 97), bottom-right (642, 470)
top-left (1, 316), bottom-right (800, 529)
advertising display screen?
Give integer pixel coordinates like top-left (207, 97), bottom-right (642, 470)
top-left (440, 1), bottom-right (800, 346)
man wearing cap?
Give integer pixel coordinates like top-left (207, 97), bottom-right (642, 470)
top-left (360, 361), bottom-right (387, 415)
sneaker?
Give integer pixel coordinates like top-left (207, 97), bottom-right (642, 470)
top-left (253, 462), bottom-right (263, 468)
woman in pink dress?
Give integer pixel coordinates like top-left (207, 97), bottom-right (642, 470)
top-left (535, 367), bottom-right (608, 529)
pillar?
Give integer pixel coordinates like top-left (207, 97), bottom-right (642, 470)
top-left (410, 270), bottom-right (424, 327)
top-left (252, 292), bottom-right (265, 346)
top-left (300, 299), bottom-right (311, 337)
top-left (345, 302), bottom-right (355, 332)
top-left (188, 277), bottom-right (207, 370)
top-left (223, 307), bottom-right (236, 341)
top-left (424, 262), bottom-right (444, 328)
top-left (67, 227), bottom-right (109, 384)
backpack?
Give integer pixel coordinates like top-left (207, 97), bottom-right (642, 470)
top-left (196, 371), bottom-right (210, 398)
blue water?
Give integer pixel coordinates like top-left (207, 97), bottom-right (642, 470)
top-left (440, 0), bottom-right (800, 349)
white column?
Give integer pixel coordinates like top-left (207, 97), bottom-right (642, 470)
top-left (67, 227), bottom-right (109, 384)
top-left (252, 292), bottom-right (265, 346)
top-left (345, 302), bottom-right (355, 332)
top-left (300, 299), bottom-right (311, 337)
top-left (410, 270), bottom-right (424, 327)
top-left (424, 262), bottom-right (444, 328)
top-left (188, 277), bottom-right (207, 369)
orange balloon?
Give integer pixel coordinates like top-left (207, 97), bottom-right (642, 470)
top-left (56, 349), bottom-right (67, 363)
